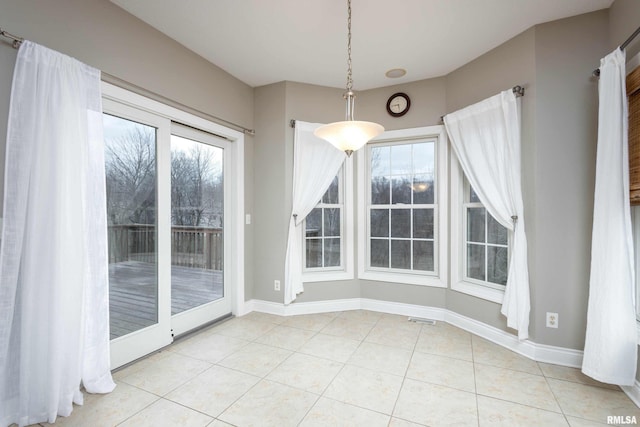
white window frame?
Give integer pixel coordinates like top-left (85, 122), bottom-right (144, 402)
top-left (450, 155), bottom-right (506, 303)
top-left (357, 125), bottom-right (448, 287)
top-left (302, 157), bottom-right (354, 283)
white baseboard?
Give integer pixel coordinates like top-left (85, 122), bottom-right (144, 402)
top-left (243, 297), bottom-right (584, 368)
top-left (622, 381), bottom-right (640, 408)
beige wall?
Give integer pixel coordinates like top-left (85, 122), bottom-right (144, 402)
top-left (532, 11), bottom-right (609, 349)
top-left (251, 82), bottom-right (287, 301)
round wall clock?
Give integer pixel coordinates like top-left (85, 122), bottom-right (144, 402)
top-left (386, 92), bottom-right (411, 117)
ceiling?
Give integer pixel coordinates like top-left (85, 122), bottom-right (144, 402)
top-left (111, 0), bottom-right (614, 90)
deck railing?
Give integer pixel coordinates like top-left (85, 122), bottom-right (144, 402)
top-left (108, 224), bottom-right (223, 270)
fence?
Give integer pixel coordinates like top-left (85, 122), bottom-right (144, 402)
top-left (108, 224), bottom-right (223, 270)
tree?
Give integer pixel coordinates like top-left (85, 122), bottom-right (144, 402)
top-left (105, 126), bottom-right (156, 225)
top-left (171, 143), bottom-right (222, 227)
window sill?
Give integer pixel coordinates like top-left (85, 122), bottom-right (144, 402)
top-left (303, 270), bottom-right (354, 283)
top-left (359, 270), bottom-right (446, 287)
top-left (451, 280), bottom-right (504, 304)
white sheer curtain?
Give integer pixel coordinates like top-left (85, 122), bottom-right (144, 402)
top-left (582, 48), bottom-right (637, 385)
top-left (444, 90), bottom-right (530, 340)
top-left (284, 121), bottom-right (346, 304)
top-left (0, 41), bottom-right (115, 426)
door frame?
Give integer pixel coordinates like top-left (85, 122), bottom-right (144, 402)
top-left (102, 82), bottom-right (246, 369)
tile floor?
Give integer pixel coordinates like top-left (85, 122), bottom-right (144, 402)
top-left (36, 310), bottom-right (640, 426)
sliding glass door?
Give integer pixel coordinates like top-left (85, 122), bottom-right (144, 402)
top-left (170, 124), bottom-right (229, 336)
top-left (103, 96), bottom-right (234, 369)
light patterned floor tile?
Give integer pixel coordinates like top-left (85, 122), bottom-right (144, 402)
top-left (118, 398), bottom-right (212, 427)
top-left (239, 311), bottom-right (286, 324)
top-left (48, 310), bottom-right (640, 426)
top-left (298, 333), bottom-right (360, 363)
top-left (111, 350), bottom-right (168, 381)
top-left (266, 352), bottom-right (343, 394)
top-left (477, 395), bottom-right (569, 426)
top-left (406, 351), bottom-right (475, 392)
top-left (119, 352), bottom-right (212, 396)
top-left (324, 365), bottom-right (403, 414)
top-left (166, 365), bottom-right (260, 417)
top-left (393, 378), bottom-right (478, 427)
top-left (254, 324), bottom-right (316, 350)
top-left (388, 417), bottom-right (427, 427)
top-left (213, 317), bottom-right (278, 340)
top-left (548, 378), bottom-right (640, 424)
top-left (218, 342), bottom-right (292, 377)
top-left (218, 380), bottom-right (318, 427)
top-left (539, 363), bottom-right (620, 390)
top-left (421, 322), bottom-right (470, 340)
top-left (320, 316), bottom-right (376, 341)
top-left (472, 336), bottom-right (542, 375)
top-left (337, 309), bottom-right (384, 322)
top-left (281, 313), bottom-right (336, 331)
top-left (299, 397), bottom-right (390, 427)
top-left (414, 325), bottom-right (473, 361)
top-left (566, 416), bottom-right (611, 426)
top-left (169, 332), bottom-right (250, 363)
top-left (365, 323), bottom-right (421, 350)
top-left (347, 341), bottom-right (413, 376)
top-left (43, 382), bottom-right (158, 427)
top-left (207, 420), bottom-right (234, 427)
top-left (475, 364), bottom-right (560, 412)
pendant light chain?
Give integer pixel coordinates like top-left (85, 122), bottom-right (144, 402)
top-left (346, 0), bottom-right (353, 92)
top-left (312, 0), bottom-right (384, 157)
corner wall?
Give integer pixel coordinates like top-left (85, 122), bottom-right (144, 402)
top-left (251, 82), bottom-right (288, 302)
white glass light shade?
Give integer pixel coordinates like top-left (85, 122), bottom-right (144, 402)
top-left (314, 120), bottom-right (384, 155)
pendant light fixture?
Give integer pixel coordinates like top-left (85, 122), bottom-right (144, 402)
top-left (313, 0), bottom-right (384, 157)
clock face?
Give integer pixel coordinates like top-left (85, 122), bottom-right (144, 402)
top-left (386, 93), bottom-right (410, 117)
top-left (389, 96), bottom-right (407, 114)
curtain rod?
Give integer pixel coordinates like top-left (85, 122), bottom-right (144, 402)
top-left (0, 28), bottom-right (255, 136)
top-left (438, 85), bottom-right (525, 124)
top-left (593, 24), bottom-right (640, 77)
top-left (0, 27), bottom-right (23, 49)
top-left (102, 73), bottom-right (255, 136)
top-left (294, 85), bottom-right (526, 129)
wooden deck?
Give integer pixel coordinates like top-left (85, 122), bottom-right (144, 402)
top-left (109, 261), bottom-right (223, 339)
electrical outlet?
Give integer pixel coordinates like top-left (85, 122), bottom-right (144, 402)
top-left (274, 280), bottom-right (281, 291)
top-left (546, 312), bottom-right (558, 328)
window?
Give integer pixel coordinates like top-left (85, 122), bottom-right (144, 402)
top-left (451, 157), bottom-right (508, 302)
top-left (463, 181), bottom-right (509, 288)
top-left (302, 160), bottom-right (354, 282)
top-left (358, 126), bottom-right (448, 287)
top-left (305, 173), bottom-right (342, 269)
